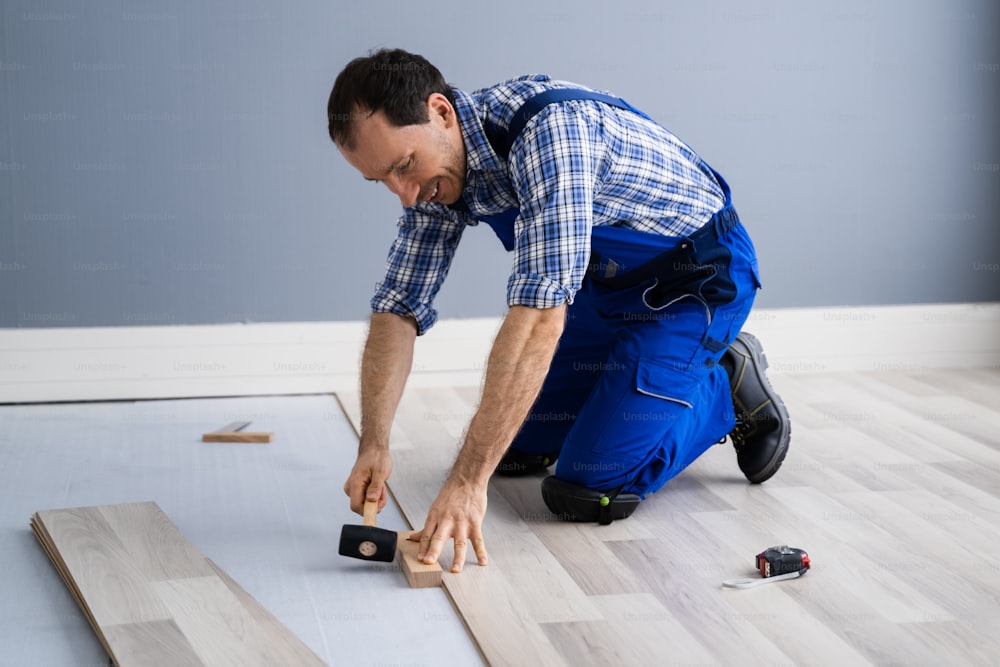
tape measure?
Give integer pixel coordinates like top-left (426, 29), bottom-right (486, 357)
top-left (723, 545), bottom-right (810, 589)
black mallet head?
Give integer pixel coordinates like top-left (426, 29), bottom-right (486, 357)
top-left (338, 501), bottom-right (398, 563)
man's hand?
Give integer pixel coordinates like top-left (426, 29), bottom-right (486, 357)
top-left (411, 478), bottom-right (489, 573)
top-left (343, 446), bottom-right (393, 514)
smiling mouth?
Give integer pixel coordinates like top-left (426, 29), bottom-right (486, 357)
top-left (425, 181), bottom-right (440, 203)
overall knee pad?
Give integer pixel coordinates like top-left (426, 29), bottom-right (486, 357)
top-left (541, 476), bottom-right (641, 525)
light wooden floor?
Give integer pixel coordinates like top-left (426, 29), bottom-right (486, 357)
top-left (337, 367), bottom-right (1000, 666)
top-left (4, 370), bottom-right (998, 666)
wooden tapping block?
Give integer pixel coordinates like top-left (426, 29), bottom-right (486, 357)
top-left (396, 530), bottom-right (443, 588)
top-left (201, 420), bottom-right (274, 443)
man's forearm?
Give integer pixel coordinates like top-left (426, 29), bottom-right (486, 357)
top-left (451, 304), bottom-right (566, 486)
top-left (359, 312), bottom-right (417, 451)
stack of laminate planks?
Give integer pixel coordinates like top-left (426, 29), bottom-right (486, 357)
top-left (30, 501), bottom-right (326, 666)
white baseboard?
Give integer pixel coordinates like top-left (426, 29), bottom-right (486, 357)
top-left (1, 302), bottom-right (997, 404)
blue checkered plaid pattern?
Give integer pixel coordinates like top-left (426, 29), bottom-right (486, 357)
top-left (371, 75), bottom-right (726, 334)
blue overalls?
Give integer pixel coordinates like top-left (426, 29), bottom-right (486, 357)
top-left (453, 89), bottom-right (761, 499)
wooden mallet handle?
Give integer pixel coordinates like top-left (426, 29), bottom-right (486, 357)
top-left (363, 500), bottom-right (378, 527)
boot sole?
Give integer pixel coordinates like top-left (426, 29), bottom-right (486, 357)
top-left (734, 332), bottom-right (791, 483)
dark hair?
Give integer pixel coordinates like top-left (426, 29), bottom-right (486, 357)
top-left (327, 48), bottom-right (456, 149)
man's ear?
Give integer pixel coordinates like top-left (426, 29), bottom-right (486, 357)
top-left (427, 93), bottom-right (455, 127)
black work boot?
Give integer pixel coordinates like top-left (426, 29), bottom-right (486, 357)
top-left (719, 331), bottom-right (791, 483)
top-left (540, 476), bottom-right (641, 524)
top-left (495, 448), bottom-right (559, 477)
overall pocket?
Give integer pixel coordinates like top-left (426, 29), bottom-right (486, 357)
top-left (635, 356), bottom-right (701, 408)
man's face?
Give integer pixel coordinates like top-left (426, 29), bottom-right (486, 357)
top-left (337, 93), bottom-right (466, 209)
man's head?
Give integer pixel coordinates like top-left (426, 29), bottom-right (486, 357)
top-left (328, 49), bottom-right (466, 208)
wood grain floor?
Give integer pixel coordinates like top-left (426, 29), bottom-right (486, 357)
top-left (336, 367), bottom-right (1000, 666)
top-left (31, 502), bottom-right (327, 666)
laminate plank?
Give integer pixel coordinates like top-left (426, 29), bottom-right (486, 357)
top-left (691, 434), bottom-right (871, 498)
top-left (831, 375), bottom-right (1000, 463)
top-left (152, 576), bottom-right (292, 667)
top-left (831, 490), bottom-right (1000, 619)
top-left (917, 621), bottom-right (1000, 666)
top-left (697, 487), bottom-right (998, 663)
top-left (694, 499), bottom-right (975, 665)
top-left (97, 502), bottom-right (215, 581)
top-left (542, 593), bottom-right (718, 665)
top-left (929, 459), bottom-right (1000, 496)
top-left (102, 620), bottom-right (204, 667)
top-left (608, 537), bottom-right (796, 665)
top-left (524, 479), bottom-right (662, 593)
top-left (854, 370), bottom-right (946, 397)
top-left (792, 425), bottom-right (919, 492)
top-left (892, 460), bottom-right (1000, 525)
top-left (479, 521), bottom-right (604, 624)
top-left (761, 486), bottom-right (954, 623)
top-left (912, 394), bottom-right (1000, 449)
top-left (898, 368), bottom-right (1000, 411)
top-left (35, 507), bottom-right (173, 627)
top-left (444, 565), bottom-right (568, 666)
top-left (844, 414), bottom-right (969, 466)
top-left (684, 490), bottom-right (955, 664)
top-left (524, 521), bottom-right (647, 596)
top-left (32, 502), bottom-right (327, 666)
top-left (723, 571), bottom-right (934, 667)
top-left (850, 373), bottom-right (1000, 459)
top-left (205, 560), bottom-right (332, 667)
top-left (877, 489), bottom-right (1000, 567)
top-left (29, 514), bottom-right (113, 657)
top-left (690, 509), bottom-right (967, 664)
top-left (644, 473), bottom-right (736, 513)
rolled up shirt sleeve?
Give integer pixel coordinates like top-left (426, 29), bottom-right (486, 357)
top-left (506, 103), bottom-right (599, 310)
top-left (370, 204), bottom-right (466, 335)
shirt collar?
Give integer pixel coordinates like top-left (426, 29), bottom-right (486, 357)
top-left (451, 87), bottom-right (503, 175)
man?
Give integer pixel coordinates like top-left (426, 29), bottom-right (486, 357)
top-left (328, 48), bottom-right (790, 573)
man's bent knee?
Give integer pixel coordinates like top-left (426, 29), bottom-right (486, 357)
top-left (540, 476), bottom-right (641, 525)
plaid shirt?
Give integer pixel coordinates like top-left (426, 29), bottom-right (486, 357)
top-left (371, 75), bottom-right (726, 335)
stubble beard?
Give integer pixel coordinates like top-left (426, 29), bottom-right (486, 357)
top-left (437, 127), bottom-right (467, 205)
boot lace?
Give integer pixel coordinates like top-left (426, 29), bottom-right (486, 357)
top-left (730, 417), bottom-right (753, 450)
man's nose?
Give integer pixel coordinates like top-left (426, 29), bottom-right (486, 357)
top-left (385, 174), bottom-right (420, 208)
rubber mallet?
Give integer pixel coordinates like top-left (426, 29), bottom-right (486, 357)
top-left (338, 501), bottom-right (443, 588)
top-left (339, 500), bottom-right (397, 562)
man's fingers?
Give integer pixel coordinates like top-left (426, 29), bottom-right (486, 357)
top-left (342, 449), bottom-right (393, 515)
top-left (345, 480), bottom-right (363, 514)
top-left (365, 480), bottom-right (383, 504)
top-left (418, 525), bottom-right (433, 561)
top-left (471, 534), bottom-right (489, 567)
top-left (452, 538), bottom-right (467, 573)
top-left (419, 520), bottom-right (453, 565)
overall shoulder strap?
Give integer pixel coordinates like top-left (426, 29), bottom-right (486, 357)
top-left (449, 87), bottom-right (651, 240)
top-left (490, 88), bottom-right (651, 161)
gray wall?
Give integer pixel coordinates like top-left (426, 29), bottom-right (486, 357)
top-left (2, 0), bottom-right (998, 328)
